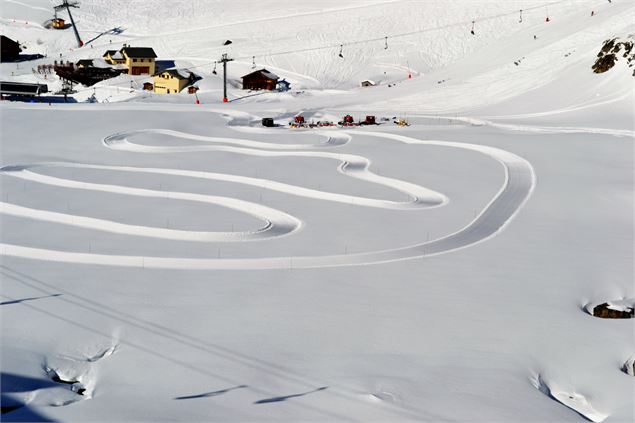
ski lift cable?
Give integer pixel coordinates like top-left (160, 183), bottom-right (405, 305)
top-left (64, 0), bottom-right (594, 95)
top-left (72, 0), bottom-right (575, 81)
top-left (230, 0), bottom-right (574, 61)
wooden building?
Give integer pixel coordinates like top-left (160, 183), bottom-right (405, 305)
top-left (242, 68), bottom-right (279, 91)
top-left (52, 18), bottom-right (66, 29)
top-left (1, 35), bottom-right (22, 62)
top-left (360, 79), bottom-right (376, 87)
top-left (153, 69), bottom-right (199, 94)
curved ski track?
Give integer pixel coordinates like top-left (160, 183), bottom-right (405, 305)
top-left (0, 128), bottom-right (535, 269)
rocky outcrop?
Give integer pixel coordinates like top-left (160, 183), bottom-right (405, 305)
top-left (592, 302), bottom-right (634, 319)
top-left (592, 36), bottom-right (635, 76)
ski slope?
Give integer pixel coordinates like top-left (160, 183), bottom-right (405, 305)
top-left (1, 1), bottom-right (634, 422)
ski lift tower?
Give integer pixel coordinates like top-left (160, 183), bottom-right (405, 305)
top-left (54, 0), bottom-right (83, 47)
top-left (219, 53), bottom-right (233, 103)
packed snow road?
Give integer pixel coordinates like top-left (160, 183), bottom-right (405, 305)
top-left (0, 129), bottom-right (535, 269)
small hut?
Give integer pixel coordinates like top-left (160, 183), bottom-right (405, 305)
top-left (361, 80), bottom-right (376, 87)
top-left (242, 69), bottom-right (279, 91)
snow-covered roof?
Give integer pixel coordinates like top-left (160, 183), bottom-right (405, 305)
top-left (158, 68), bottom-right (198, 80)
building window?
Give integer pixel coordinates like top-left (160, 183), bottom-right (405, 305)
top-left (133, 58), bottom-right (137, 62)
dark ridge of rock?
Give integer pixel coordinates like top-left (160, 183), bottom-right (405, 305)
top-left (592, 54), bottom-right (617, 73)
top-left (593, 37), bottom-right (635, 76)
top-left (592, 302), bottom-right (634, 319)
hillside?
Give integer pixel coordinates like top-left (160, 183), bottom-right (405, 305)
top-left (1, 1), bottom-right (634, 422)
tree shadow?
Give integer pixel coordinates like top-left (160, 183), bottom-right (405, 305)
top-left (254, 387), bottom-right (328, 404)
top-left (174, 385), bottom-right (248, 400)
top-left (1, 294), bottom-right (62, 306)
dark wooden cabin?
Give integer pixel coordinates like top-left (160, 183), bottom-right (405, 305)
top-left (1, 35), bottom-right (22, 62)
top-left (242, 68), bottom-right (279, 91)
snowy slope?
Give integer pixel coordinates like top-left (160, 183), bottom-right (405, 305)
top-left (1, 1), bottom-right (634, 422)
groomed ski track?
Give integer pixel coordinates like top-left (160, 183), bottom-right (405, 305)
top-left (0, 128), bottom-right (535, 269)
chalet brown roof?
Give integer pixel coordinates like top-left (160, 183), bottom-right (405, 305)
top-left (121, 47), bottom-right (157, 59)
top-left (242, 68), bottom-right (279, 80)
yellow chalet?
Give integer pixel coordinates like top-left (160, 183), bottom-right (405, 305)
top-left (103, 45), bottom-right (157, 75)
top-left (102, 49), bottom-right (125, 65)
top-left (153, 69), bottom-right (199, 94)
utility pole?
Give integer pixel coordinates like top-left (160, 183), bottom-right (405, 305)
top-left (220, 53), bottom-right (233, 103)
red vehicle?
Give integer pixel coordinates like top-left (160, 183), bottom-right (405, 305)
top-left (339, 114), bottom-right (357, 126)
top-left (360, 115), bottom-right (377, 125)
top-left (289, 115), bottom-right (307, 128)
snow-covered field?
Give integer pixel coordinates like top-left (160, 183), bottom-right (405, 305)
top-left (1, 1), bottom-right (634, 422)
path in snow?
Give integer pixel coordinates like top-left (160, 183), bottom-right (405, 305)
top-left (0, 128), bottom-right (446, 243)
top-left (0, 127), bottom-right (534, 268)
